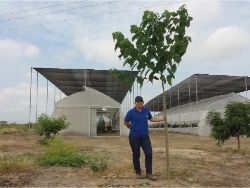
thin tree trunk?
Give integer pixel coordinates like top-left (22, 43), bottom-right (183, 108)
top-left (237, 135), bottom-right (240, 152)
top-left (162, 81), bottom-right (170, 180)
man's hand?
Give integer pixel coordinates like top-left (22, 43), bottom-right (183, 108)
top-left (150, 117), bottom-right (164, 122)
top-left (124, 120), bottom-right (131, 129)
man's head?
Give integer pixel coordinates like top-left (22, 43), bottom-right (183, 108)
top-left (135, 96), bottom-right (144, 109)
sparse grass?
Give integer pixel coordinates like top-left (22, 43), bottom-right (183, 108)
top-left (0, 153), bottom-right (35, 174)
top-left (36, 137), bottom-right (110, 172)
top-left (246, 161), bottom-right (250, 167)
top-left (0, 124), bottom-right (29, 135)
top-left (170, 168), bottom-right (191, 179)
top-left (219, 147), bottom-right (248, 155)
top-left (190, 145), bottom-right (206, 151)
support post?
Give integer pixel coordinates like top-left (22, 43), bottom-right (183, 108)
top-left (195, 75), bottom-right (199, 124)
top-left (130, 90), bottom-right (131, 109)
top-left (152, 97), bottom-right (154, 116)
top-left (169, 89), bottom-right (172, 125)
top-left (188, 78), bottom-right (191, 107)
top-left (178, 88), bottom-right (180, 125)
top-left (46, 79), bottom-right (48, 115)
top-left (126, 93), bottom-right (128, 113)
top-left (157, 95), bottom-right (159, 113)
top-left (35, 71), bottom-right (38, 123)
top-left (28, 67), bottom-right (33, 128)
top-left (54, 85), bottom-right (56, 106)
top-left (132, 83), bottom-right (134, 105)
top-left (245, 76), bottom-right (248, 98)
top-left (137, 82), bottom-right (139, 96)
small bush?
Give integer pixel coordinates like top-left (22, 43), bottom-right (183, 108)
top-left (36, 114), bottom-right (69, 140)
top-left (36, 138), bottom-right (110, 171)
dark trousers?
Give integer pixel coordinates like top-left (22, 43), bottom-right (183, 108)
top-left (129, 135), bottom-right (152, 175)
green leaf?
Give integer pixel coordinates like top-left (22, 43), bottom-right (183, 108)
top-left (167, 75), bottom-right (172, 86)
top-left (130, 25), bottom-right (139, 34)
top-left (172, 64), bottom-right (177, 73)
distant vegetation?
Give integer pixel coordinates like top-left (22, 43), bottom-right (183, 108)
top-left (0, 123), bottom-right (29, 135)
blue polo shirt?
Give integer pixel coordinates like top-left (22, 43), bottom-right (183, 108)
top-left (124, 107), bottom-right (152, 136)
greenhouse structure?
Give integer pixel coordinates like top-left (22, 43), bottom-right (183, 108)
top-left (145, 74), bottom-right (250, 136)
top-left (31, 68), bottom-right (138, 136)
top-left (29, 68), bottom-right (250, 137)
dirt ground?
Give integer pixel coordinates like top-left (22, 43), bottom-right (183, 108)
top-left (0, 130), bottom-right (250, 187)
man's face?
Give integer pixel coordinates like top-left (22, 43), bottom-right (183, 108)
top-left (135, 101), bottom-right (144, 108)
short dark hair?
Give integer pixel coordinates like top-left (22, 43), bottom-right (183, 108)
top-left (135, 96), bottom-right (144, 102)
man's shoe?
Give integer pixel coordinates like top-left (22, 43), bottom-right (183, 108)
top-left (135, 173), bottom-right (144, 179)
top-left (145, 174), bottom-right (157, 181)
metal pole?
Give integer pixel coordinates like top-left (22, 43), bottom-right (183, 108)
top-left (125, 93), bottom-right (127, 113)
top-left (140, 85), bottom-right (141, 96)
top-left (188, 78), bottom-right (192, 127)
top-left (84, 70), bottom-right (87, 87)
top-left (130, 90), bottom-right (132, 109)
top-left (137, 82), bottom-right (139, 96)
top-left (245, 76), bottom-right (248, 98)
top-left (54, 85), bottom-right (56, 106)
top-left (153, 97), bottom-right (155, 116)
top-left (178, 88), bottom-right (180, 125)
top-left (169, 89), bottom-right (172, 126)
top-left (28, 67), bottom-right (33, 128)
top-left (188, 78), bottom-right (191, 107)
top-left (46, 79), bottom-right (48, 115)
top-left (132, 83), bottom-right (134, 103)
top-left (35, 71), bottom-right (38, 122)
top-left (195, 75), bottom-right (199, 124)
top-left (158, 95), bottom-right (160, 113)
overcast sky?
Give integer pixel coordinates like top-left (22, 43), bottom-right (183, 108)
top-left (0, 0), bottom-right (249, 123)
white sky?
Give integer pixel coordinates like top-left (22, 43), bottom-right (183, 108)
top-left (0, 0), bottom-right (249, 123)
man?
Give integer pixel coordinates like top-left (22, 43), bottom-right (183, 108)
top-left (124, 96), bottom-right (163, 180)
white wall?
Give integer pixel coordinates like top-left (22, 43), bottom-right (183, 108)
top-left (152, 93), bottom-right (249, 136)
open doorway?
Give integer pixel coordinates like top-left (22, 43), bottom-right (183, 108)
top-left (96, 108), bottom-right (120, 136)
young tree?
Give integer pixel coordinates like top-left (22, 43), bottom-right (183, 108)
top-left (206, 102), bottom-right (250, 152)
top-left (36, 114), bottom-right (69, 140)
top-left (112, 5), bottom-right (192, 179)
top-left (206, 111), bottom-right (230, 148)
top-left (224, 102), bottom-right (250, 151)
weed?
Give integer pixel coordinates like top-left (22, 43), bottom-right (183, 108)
top-left (0, 153), bottom-right (34, 174)
top-left (36, 137), bottom-right (110, 171)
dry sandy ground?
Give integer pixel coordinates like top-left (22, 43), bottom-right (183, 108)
top-left (0, 130), bottom-right (250, 187)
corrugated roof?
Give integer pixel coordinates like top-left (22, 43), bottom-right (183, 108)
top-left (34, 68), bottom-right (138, 103)
top-left (145, 74), bottom-right (250, 111)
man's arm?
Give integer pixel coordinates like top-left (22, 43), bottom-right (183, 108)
top-left (149, 117), bottom-right (163, 122)
top-left (124, 120), bottom-right (131, 129)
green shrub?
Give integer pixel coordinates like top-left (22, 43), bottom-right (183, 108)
top-left (36, 138), bottom-right (110, 171)
top-left (36, 114), bottom-right (69, 140)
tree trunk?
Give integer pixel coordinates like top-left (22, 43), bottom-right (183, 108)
top-left (162, 81), bottom-right (170, 180)
top-left (237, 134), bottom-right (240, 152)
